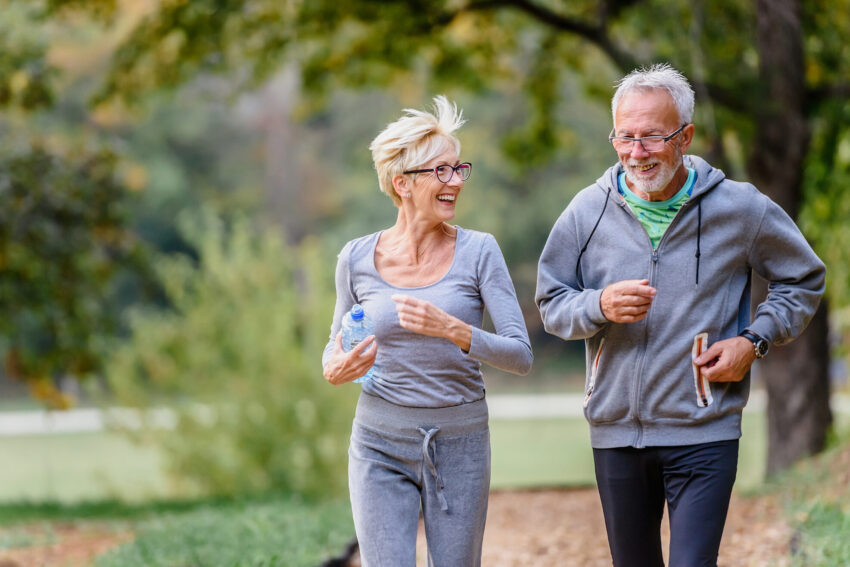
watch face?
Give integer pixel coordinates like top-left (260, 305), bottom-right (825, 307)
top-left (742, 331), bottom-right (768, 358)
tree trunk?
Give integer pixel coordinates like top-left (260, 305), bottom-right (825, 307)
top-left (747, 0), bottom-right (832, 475)
top-left (763, 302), bottom-right (831, 475)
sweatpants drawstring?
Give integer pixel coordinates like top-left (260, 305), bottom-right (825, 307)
top-left (418, 426), bottom-right (448, 512)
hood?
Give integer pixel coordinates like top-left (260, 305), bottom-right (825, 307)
top-left (588, 154), bottom-right (728, 287)
top-left (595, 154), bottom-right (728, 202)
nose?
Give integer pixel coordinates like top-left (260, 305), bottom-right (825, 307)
top-left (447, 169), bottom-right (464, 186)
top-left (629, 139), bottom-right (651, 159)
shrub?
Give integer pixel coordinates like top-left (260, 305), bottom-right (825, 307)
top-left (105, 210), bottom-right (355, 499)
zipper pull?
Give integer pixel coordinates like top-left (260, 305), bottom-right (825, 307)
top-left (652, 252), bottom-right (658, 263)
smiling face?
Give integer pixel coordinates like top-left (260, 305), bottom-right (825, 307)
top-left (400, 148), bottom-right (465, 224)
top-left (614, 89), bottom-right (693, 201)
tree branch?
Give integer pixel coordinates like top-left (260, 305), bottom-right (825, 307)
top-left (702, 82), bottom-right (753, 115)
top-left (807, 81), bottom-right (850, 110)
top-left (460, 0), bottom-right (641, 72)
top-left (454, 0), bottom-right (755, 116)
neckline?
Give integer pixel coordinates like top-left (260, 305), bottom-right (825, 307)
top-left (618, 167), bottom-right (695, 207)
top-left (370, 226), bottom-right (463, 290)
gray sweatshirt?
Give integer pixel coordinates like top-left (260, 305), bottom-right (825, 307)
top-left (323, 227), bottom-right (533, 408)
top-left (536, 155), bottom-right (825, 449)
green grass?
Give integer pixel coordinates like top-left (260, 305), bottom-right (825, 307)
top-left (791, 502), bottom-right (850, 566)
top-left (765, 423), bottom-right (850, 567)
top-left (491, 417), bottom-right (595, 488)
top-left (0, 405), bottom-right (841, 566)
top-left (0, 409), bottom-right (773, 504)
top-left (0, 432), bottom-right (172, 503)
top-left (93, 496), bottom-right (354, 567)
top-left (491, 411), bottom-right (768, 491)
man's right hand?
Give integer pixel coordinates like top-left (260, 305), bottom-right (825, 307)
top-left (600, 279), bottom-right (657, 323)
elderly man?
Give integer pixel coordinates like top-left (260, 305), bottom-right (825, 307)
top-left (536, 64), bottom-right (825, 567)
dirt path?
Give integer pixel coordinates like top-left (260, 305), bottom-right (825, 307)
top-left (0, 488), bottom-right (791, 567)
top-left (0, 523), bottom-right (131, 567)
top-left (418, 487), bottom-right (791, 567)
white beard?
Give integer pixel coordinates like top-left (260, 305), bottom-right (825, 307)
top-left (625, 146), bottom-right (682, 195)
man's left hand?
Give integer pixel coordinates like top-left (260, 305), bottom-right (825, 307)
top-left (694, 337), bottom-right (757, 383)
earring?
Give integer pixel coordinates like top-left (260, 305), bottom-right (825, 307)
top-left (403, 192), bottom-right (412, 198)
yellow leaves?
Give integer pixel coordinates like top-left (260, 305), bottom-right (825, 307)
top-left (9, 70), bottom-right (32, 95)
top-left (118, 161), bottom-right (149, 192)
top-left (28, 378), bottom-right (75, 410)
top-left (90, 99), bottom-right (139, 127)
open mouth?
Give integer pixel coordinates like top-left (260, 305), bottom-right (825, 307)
top-left (631, 162), bottom-right (658, 173)
top-left (437, 194), bottom-right (456, 202)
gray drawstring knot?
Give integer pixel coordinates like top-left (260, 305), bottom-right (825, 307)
top-left (418, 426), bottom-right (448, 512)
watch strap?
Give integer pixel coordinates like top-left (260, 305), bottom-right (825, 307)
top-left (740, 330), bottom-right (768, 358)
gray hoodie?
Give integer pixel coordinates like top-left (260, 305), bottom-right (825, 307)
top-left (536, 155), bottom-right (825, 449)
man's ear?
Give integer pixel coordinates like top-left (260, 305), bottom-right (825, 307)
top-left (680, 123), bottom-right (695, 153)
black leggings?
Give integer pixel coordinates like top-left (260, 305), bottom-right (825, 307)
top-left (593, 440), bottom-right (739, 567)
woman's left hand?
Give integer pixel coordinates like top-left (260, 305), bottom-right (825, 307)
top-left (391, 294), bottom-right (472, 351)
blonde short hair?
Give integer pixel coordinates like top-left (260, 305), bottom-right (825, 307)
top-left (369, 95), bottom-right (465, 205)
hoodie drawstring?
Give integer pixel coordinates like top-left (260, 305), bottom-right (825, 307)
top-left (418, 426), bottom-right (448, 512)
top-left (695, 199), bottom-right (702, 286)
top-left (577, 187), bottom-right (703, 287)
top-left (575, 188), bottom-right (611, 290)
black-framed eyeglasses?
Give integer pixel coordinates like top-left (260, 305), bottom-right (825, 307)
top-left (608, 124), bottom-right (689, 153)
top-left (403, 162), bottom-right (472, 183)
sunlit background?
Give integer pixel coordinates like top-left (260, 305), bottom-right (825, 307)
top-left (1, 1), bottom-right (849, 565)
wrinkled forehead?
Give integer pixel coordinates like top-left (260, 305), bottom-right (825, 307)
top-left (614, 89), bottom-right (679, 132)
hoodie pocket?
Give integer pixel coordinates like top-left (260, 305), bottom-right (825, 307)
top-left (583, 337), bottom-right (605, 408)
top-left (691, 332), bottom-right (714, 407)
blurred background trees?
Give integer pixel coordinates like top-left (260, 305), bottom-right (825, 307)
top-left (106, 210), bottom-right (354, 498)
top-left (1, 0), bottom-right (848, 494)
top-left (0, 146), bottom-right (144, 408)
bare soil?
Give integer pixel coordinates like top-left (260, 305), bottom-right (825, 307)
top-left (0, 523), bottom-right (131, 567)
top-left (469, 488), bottom-right (791, 567)
top-left (0, 488), bottom-right (791, 567)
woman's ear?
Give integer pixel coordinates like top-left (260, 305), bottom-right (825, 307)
top-left (392, 174), bottom-right (411, 199)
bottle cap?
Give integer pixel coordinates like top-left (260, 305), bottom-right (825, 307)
top-left (350, 304), bottom-right (365, 320)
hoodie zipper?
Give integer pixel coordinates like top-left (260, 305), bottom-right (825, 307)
top-left (628, 196), bottom-right (702, 447)
top-left (614, 199), bottom-right (653, 448)
top-left (630, 251), bottom-right (657, 448)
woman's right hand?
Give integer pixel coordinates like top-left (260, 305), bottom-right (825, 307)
top-left (323, 331), bottom-right (378, 386)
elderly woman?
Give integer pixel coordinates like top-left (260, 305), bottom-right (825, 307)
top-left (322, 95), bottom-right (532, 566)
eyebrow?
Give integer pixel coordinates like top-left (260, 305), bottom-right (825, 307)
top-left (615, 129), bottom-right (666, 137)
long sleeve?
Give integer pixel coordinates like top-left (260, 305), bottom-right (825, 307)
top-left (747, 197), bottom-right (826, 345)
top-left (535, 203), bottom-right (610, 341)
top-left (467, 234), bottom-right (533, 375)
top-left (322, 242), bottom-right (356, 369)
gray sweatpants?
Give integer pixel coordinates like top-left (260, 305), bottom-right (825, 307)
top-left (348, 393), bottom-right (491, 567)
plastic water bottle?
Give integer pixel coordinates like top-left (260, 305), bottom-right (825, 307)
top-left (341, 304), bottom-right (375, 383)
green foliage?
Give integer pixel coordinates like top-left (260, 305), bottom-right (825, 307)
top-left (799, 99), bottom-right (850, 361)
top-left (757, 428), bottom-right (850, 566)
top-left (94, 495), bottom-right (353, 567)
top-left (0, 145), bottom-right (144, 407)
top-left (96, 0), bottom-right (297, 105)
top-left (0, 2), bottom-right (55, 110)
top-left (791, 502), bottom-right (850, 566)
top-left (105, 209), bottom-right (356, 498)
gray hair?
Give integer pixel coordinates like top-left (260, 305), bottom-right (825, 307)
top-left (369, 95), bottom-right (465, 205)
top-left (611, 63), bottom-right (695, 126)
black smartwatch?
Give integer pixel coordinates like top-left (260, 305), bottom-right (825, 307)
top-left (740, 330), bottom-right (769, 359)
